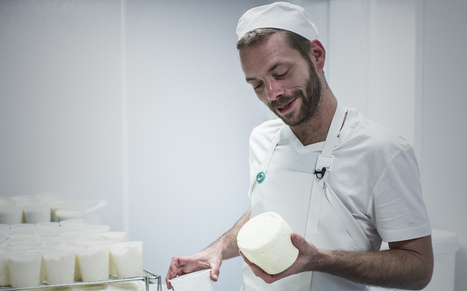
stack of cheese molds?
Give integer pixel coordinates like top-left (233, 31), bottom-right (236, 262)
top-left (0, 193), bottom-right (144, 289)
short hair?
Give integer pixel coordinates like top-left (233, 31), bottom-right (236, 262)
top-left (236, 28), bottom-right (311, 62)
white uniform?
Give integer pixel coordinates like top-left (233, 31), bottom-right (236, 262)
top-left (242, 106), bottom-right (431, 291)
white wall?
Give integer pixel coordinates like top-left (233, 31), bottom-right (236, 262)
top-left (328, 0), bottom-right (418, 147)
top-left (420, 1), bottom-right (467, 290)
top-left (0, 0), bottom-right (124, 230)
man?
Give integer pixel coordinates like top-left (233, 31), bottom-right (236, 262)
top-left (166, 2), bottom-right (433, 290)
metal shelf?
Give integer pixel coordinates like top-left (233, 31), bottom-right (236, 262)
top-left (0, 269), bottom-right (161, 291)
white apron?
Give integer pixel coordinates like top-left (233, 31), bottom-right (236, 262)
top-left (242, 104), bottom-right (372, 291)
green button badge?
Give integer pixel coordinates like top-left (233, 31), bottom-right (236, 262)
top-left (256, 172), bottom-right (266, 183)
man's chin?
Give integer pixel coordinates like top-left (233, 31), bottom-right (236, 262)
top-left (277, 114), bottom-right (300, 127)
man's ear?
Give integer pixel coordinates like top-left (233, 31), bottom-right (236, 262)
top-left (309, 39), bottom-right (326, 71)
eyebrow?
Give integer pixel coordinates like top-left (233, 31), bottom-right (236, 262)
top-left (245, 61), bottom-right (289, 82)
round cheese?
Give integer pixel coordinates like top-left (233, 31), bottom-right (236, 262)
top-left (237, 212), bottom-right (298, 275)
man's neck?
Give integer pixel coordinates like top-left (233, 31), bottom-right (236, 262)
top-left (290, 94), bottom-right (337, 146)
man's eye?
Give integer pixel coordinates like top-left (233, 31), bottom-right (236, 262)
top-left (275, 70), bottom-right (289, 78)
top-left (253, 82), bottom-right (263, 90)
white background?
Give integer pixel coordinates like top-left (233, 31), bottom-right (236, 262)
top-left (0, 0), bottom-right (466, 290)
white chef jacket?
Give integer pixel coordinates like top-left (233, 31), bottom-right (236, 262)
top-left (248, 107), bottom-right (431, 251)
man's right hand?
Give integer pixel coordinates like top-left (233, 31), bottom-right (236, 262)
top-left (165, 248), bottom-right (222, 290)
top-left (165, 210), bottom-right (251, 289)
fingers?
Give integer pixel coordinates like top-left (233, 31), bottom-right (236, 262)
top-left (165, 270), bottom-right (174, 290)
top-left (238, 250), bottom-right (249, 264)
top-left (165, 256), bottom-right (186, 289)
top-left (247, 261), bottom-right (280, 284)
top-left (239, 234), bottom-right (314, 285)
top-left (239, 250), bottom-right (265, 276)
top-left (239, 250), bottom-right (279, 284)
top-left (165, 255), bottom-right (221, 288)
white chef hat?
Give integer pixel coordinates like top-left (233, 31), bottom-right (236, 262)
top-left (236, 2), bottom-right (319, 41)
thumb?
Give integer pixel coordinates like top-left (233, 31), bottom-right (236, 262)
top-left (291, 233), bottom-right (308, 249)
top-left (209, 260), bottom-right (221, 282)
top-left (210, 268), bottom-right (219, 281)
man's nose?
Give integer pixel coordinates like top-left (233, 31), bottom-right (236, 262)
top-left (265, 80), bottom-right (284, 101)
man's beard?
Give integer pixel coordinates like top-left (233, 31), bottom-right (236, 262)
top-left (268, 65), bottom-right (322, 127)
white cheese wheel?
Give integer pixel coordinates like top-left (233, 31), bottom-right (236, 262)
top-left (237, 212), bottom-right (299, 275)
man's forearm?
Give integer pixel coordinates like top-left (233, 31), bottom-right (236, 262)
top-left (207, 209), bottom-right (251, 260)
top-left (313, 237), bottom-right (433, 290)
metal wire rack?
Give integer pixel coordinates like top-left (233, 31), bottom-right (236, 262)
top-left (0, 269), bottom-right (161, 291)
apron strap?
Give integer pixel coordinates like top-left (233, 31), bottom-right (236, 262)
top-left (306, 103), bottom-right (347, 241)
top-left (314, 104), bottom-right (347, 176)
top-left (249, 127), bottom-right (282, 195)
top-left (301, 103), bottom-right (347, 289)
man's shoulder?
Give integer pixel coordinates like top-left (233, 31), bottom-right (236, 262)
top-left (343, 108), bottom-right (412, 159)
top-left (252, 118), bottom-right (283, 134)
top-left (249, 118), bottom-right (284, 151)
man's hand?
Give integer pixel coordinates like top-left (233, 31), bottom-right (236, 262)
top-left (166, 210), bottom-right (251, 290)
top-left (239, 232), bottom-right (318, 284)
top-left (166, 248), bottom-right (222, 290)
